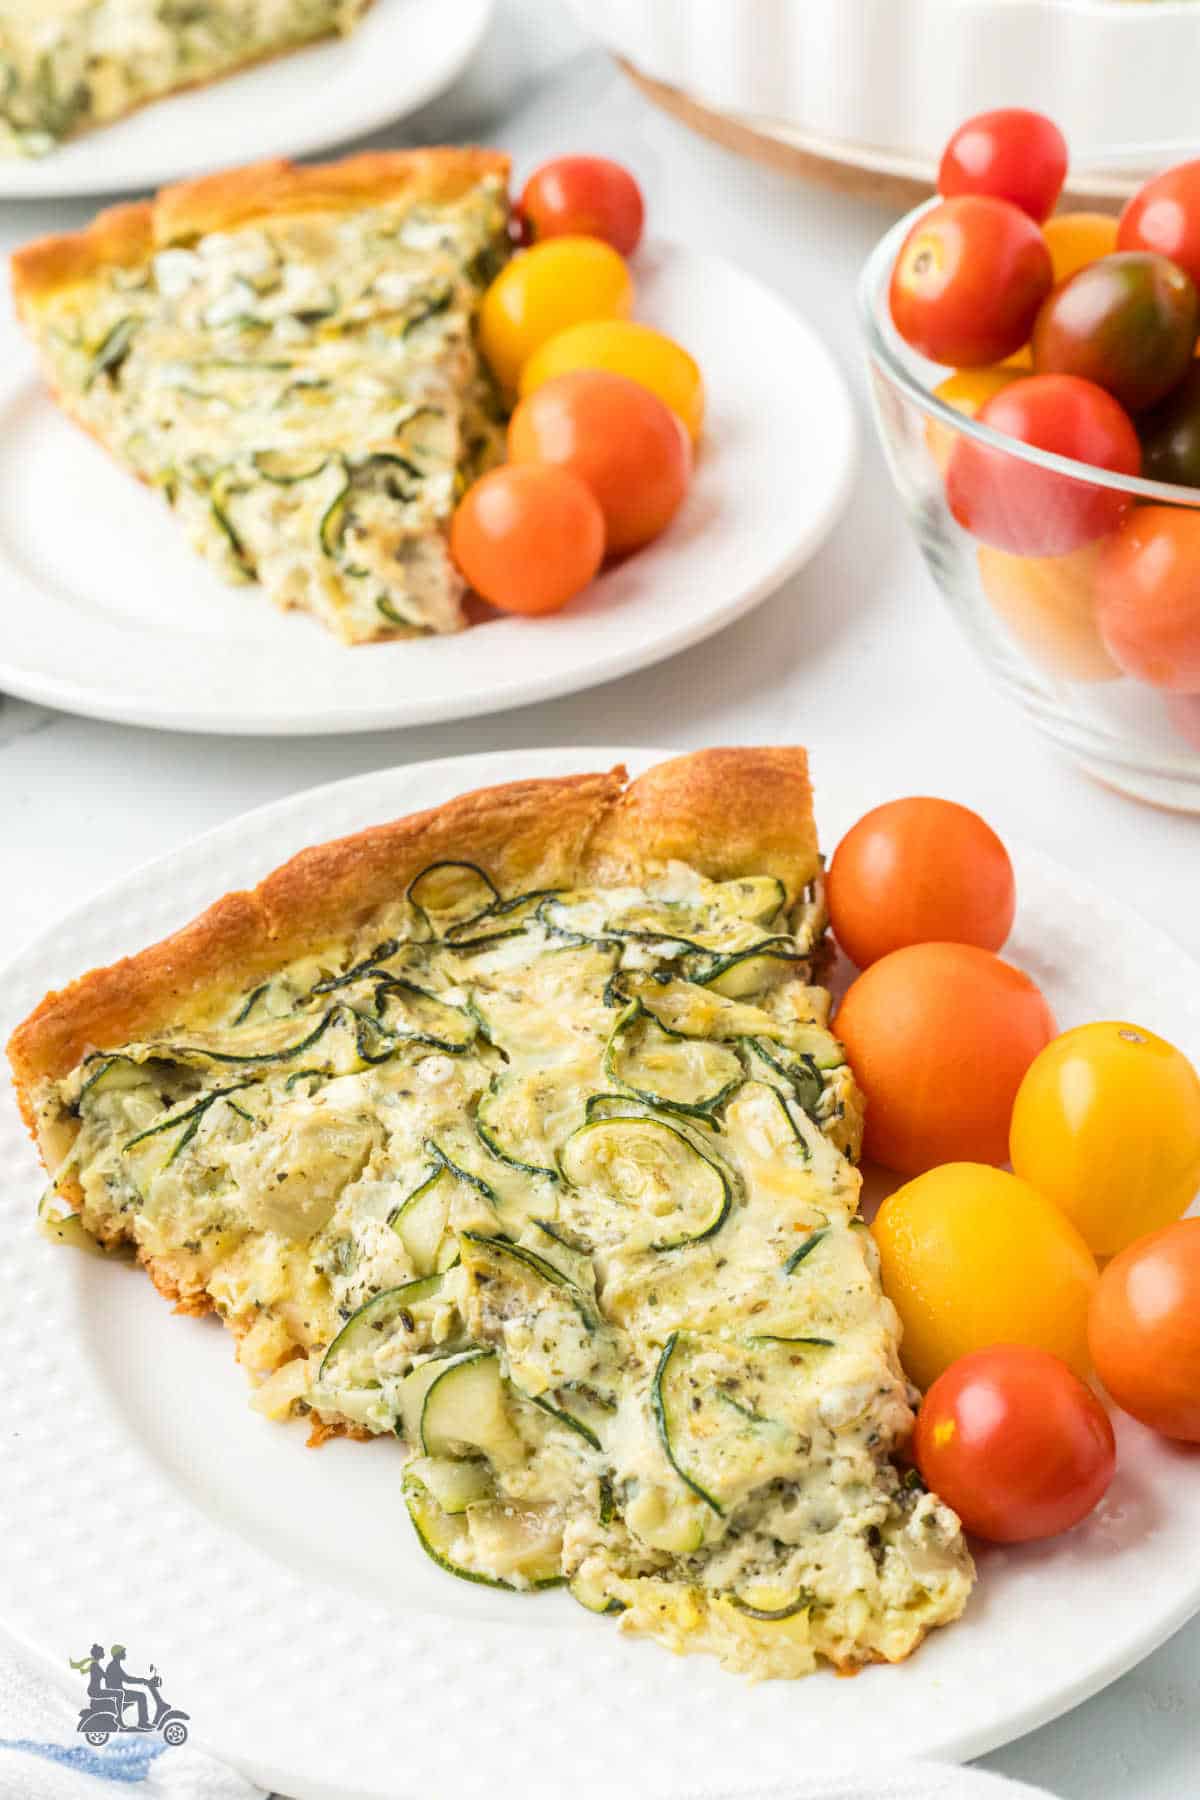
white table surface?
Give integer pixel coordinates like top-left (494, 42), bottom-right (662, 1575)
top-left (1, 5), bottom-right (1197, 1795)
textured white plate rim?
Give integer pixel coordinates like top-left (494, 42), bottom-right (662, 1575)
top-left (0, 0), bottom-right (496, 199)
top-left (1, 745), bottom-right (1198, 1800)
top-left (0, 245), bottom-right (856, 736)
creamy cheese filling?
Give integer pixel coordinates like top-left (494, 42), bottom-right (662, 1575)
top-left (41, 860), bottom-right (973, 1677)
top-left (0, 1), bottom-right (371, 155)
top-left (24, 177), bottom-right (509, 641)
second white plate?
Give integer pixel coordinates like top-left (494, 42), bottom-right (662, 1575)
top-left (0, 747), bottom-right (1198, 1800)
top-left (0, 243), bottom-right (855, 735)
top-left (0, 0), bottom-right (495, 199)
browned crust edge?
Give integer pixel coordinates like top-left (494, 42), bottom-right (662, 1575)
top-left (8, 749), bottom-right (817, 1138)
top-left (11, 145), bottom-right (511, 313)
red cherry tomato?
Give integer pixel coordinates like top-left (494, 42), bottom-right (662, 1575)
top-left (921, 1346), bottom-right (1115, 1540)
top-left (827, 797), bottom-right (1015, 969)
top-left (1118, 158), bottom-right (1200, 291)
top-left (1089, 1220), bottom-right (1200, 1443)
top-left (1032, 252), bottom-right (1199, 414)
top-left (450, 465), bottom-right (605, 616)
top-left (946, 374), bottom-right (1141, 556)
top-left (518, 157), bottom-right (645, 257)
top-left (1094, 505), bottom-right (1200, 692)
top-left (915, 1346), bottom-right (1116, 1543)
top-left (508, 370), bottom-right (691, 555)
top-left (889, 196), bottom-right (1054, 367)
top-left (938, 109), bottom-right (1068, 224)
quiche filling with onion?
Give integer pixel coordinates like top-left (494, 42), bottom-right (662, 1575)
top-left (0, 1), bottom-right (372, 157)
top-left (34, 857), bottom-right (973, 1677)
top-left (15, 162), bottom-right (510, 641)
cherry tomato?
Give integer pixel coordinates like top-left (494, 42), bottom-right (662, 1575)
top-left (478, 238), bottom-right (634, 392)
top-left (927, 366), bottom-right (1023, 474)
top-left (876, 1166), bottom-right (1099, 1393)
top-left (508, 370), bottom-right (691, 555)
top-left (915, 1347), bottom-right (1115, 1543)
top-left (938, 109), bottom-right (1068, 224)
top-left (1010, 1022), bottom-right (1200, 1256)
top-left (519, 318), bottom-right (705, 441)
top-left (518, 156), bottom-right (645, 257)
top-left (1042, 211), bottom-right (1120, 286)
top-left (827, 797), bottom-right (1015, 970)
top-left (874, 1166), bottom-right (1098, 1390)
top-left (1166, 691), bottom-right (1200, 749)
top-left (834, 942), bottom-right (1057, 1174)
top-left (889, 196), bottom-right (1053, 366)
top-left (1089, 1220), bottom-right (1200, 1443)
top-left (946, 374), bottom-right (1141, 557)
top-left (976, 542), bottom-right (1120, 683)
top-left (1118, 158), bottom-right (1200, 291)
top-left (450, 465), bottom-right (604, 615)
top-left (1138, 363), bottom-right (1200, 487)
top-left (1032, 253), bottom-right (1199, 414)
top-left (1094, 505), bottom-right (1200, 691)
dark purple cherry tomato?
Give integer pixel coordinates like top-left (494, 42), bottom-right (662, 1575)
top-left (1032, 252), bottom-right (1199, 414)
top-left (1139, 363), bottom-right (1200, 487)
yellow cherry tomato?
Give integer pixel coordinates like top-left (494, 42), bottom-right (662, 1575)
top-left (976, 541), bottom-right (1121, 683)
top-left (479, 237), bottom-right (634, 392)
top-left (1002, 343), bottom-right (1034, 370)
top-left (927, 365), bottom-right (1023, 473)
top-left (1042, 211), bottom-right (1119, 285)
top-left (1010, 1022), bottom-right (1200, 1257)
top-left (519, 318), bottom-right (705, 441)
top-left (873, 1163), bottom-right (1098, 1390)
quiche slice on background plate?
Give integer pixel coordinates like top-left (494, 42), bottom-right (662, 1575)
top-left (7, 746), bottom-right (973, 1681)
top-left (12, 148), bottom-right (512, 644)
top-left (0, 0), bottom-right (373, 159)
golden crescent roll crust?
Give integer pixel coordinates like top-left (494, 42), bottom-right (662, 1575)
top-left (11, 147), bottom-right (512, 314)
top-left (7, 749), bottom-right (817, 1149)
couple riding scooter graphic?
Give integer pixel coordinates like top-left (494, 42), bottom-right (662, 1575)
top-left (72, 1643), bottom-right (189, 1748)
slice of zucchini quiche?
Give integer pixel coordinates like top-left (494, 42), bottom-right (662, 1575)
top-left (8, 750), bottom-right (974, 1678)
top-left (11, 149), bottom-right (511, 643)
top-left (0, 2), bottom-right (372, 158)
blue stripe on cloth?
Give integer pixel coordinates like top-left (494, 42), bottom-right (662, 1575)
top-left (0, 1736), bottom-right (166, 1783)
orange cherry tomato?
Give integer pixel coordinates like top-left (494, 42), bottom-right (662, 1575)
top-left (938, 109), bottom-right (1068, 224)
top-left (827, 797), bottom-right (1015, 970)
top-left (450, 465), bottom-right (605, 616)
top-left (518, 156), bottom-right (645, 257)
top-left (915, 1347), bottom-right (1115, 1543)
top-left (1095, 505), bottom-right (1200, 692)
top-left (1042, 211), bottom-right (1120, 285)
top-left (976, 542), bottom-right (1121, 684)
top-left (508, 370), bottom-right (691, 555)
top-left (889, 196), bottom-right (1053, 367)
top-left (1089, 1220), bottom-right (1200, 1443)
top-left (835, 942), bottom-right (1057, 1174)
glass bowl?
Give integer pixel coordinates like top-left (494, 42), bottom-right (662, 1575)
top-left (859, 206), bottom-right (1200, 812)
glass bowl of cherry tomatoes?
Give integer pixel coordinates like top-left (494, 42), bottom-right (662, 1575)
top-left (860, 107), bottom-right (1200, 810)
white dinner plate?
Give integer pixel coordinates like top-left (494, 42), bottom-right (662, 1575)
top-left (0, 0), bottom-right (495, 199)
top-left (0, 746), bottom-right (1198, 1800)
top-left (0, 243), bottom-right (855, 736)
